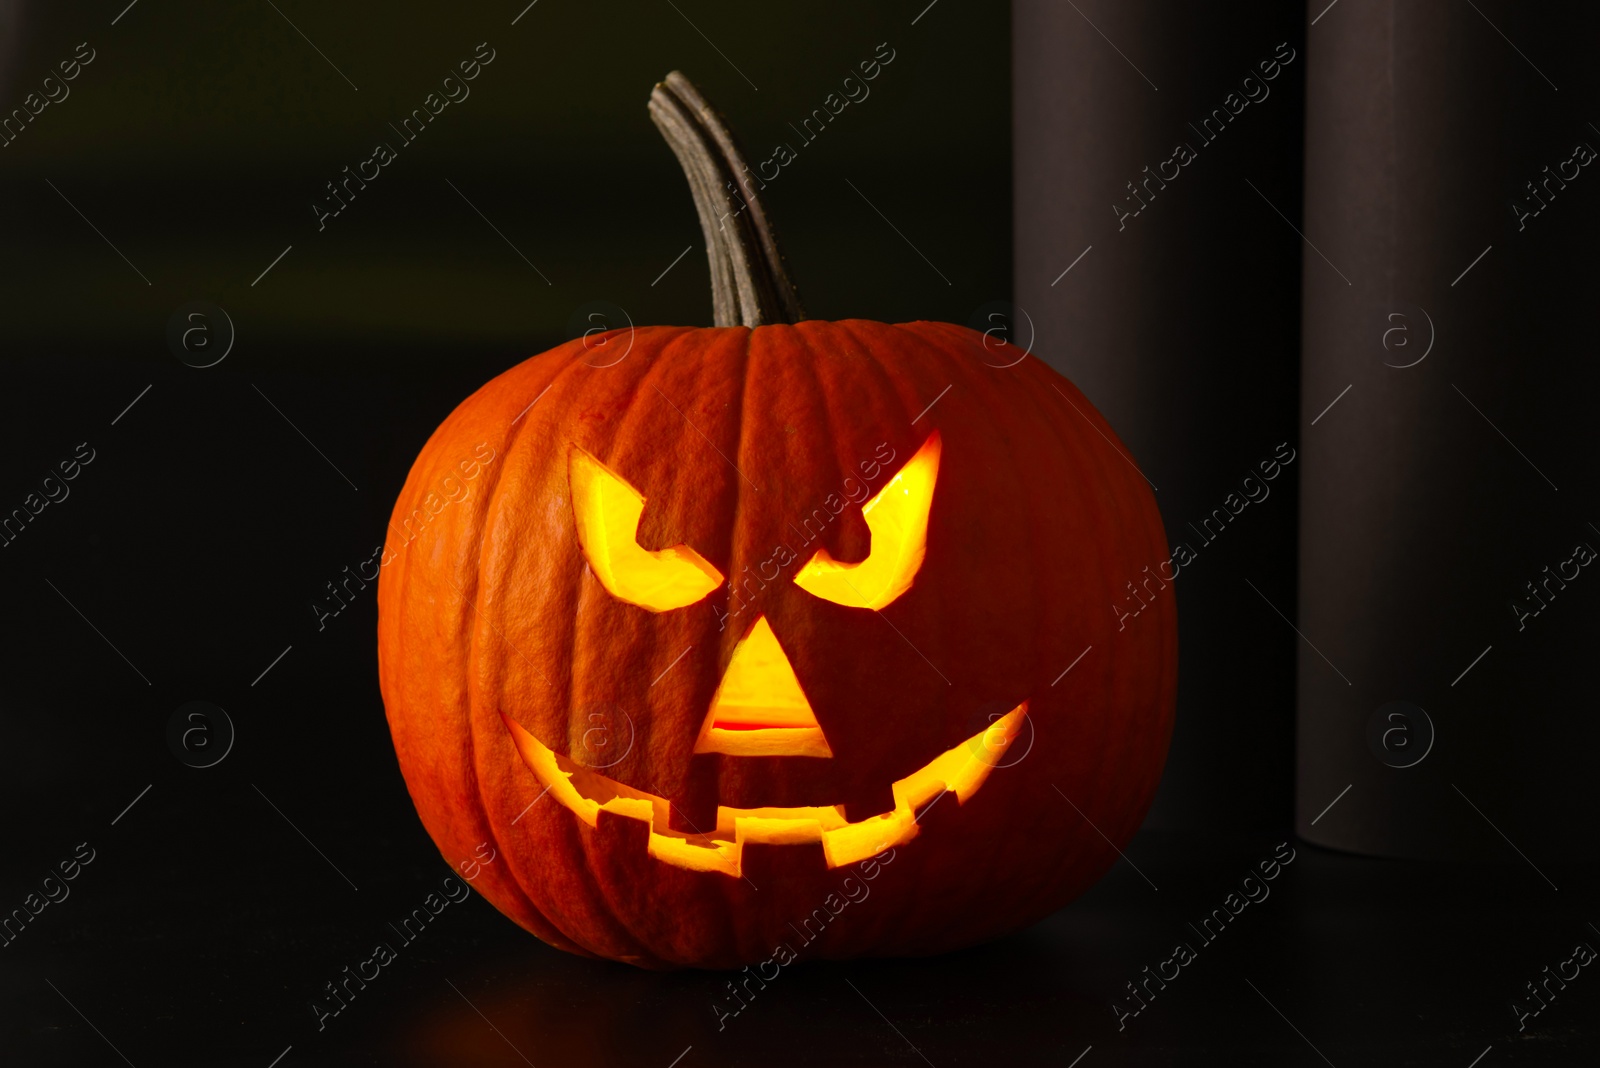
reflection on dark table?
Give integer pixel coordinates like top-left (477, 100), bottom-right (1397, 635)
top-left (6, 792), bottom-right (1594, 1065)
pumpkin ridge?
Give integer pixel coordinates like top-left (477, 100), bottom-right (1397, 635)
top-left (913, 317), bottom-right (1040, 637)
top-left (941, 329), bottom-right (1075, 925)
top-left (469, 343), bottom-right (607, 956)
top-left (380, 347), bottom-right (583, 956)
top-left (831, 318), bottom-right (927, 434)
top-left (1010, 346), bottom-right (1175, 868)
top-left (552, 333), bottom-right (695, 964)
top-left (880, 322), bottom-right (1139, 929)
top-left (854, 321), bottom-right (988, 678)
top-left (476, 336), bottom-right (682, 963)
top-left (554, 327), bottom-right (751, 961)
top-left (831, 319), bottom-right (960, 777)
top-left (861, 323), bottom-right (1036, 930)
top-left (704, 322), bottom-right (762, 833)
top-left (726, 320), bottom-right (759, 588)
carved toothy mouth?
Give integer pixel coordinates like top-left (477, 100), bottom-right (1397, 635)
top-left (502, 702), bottom-right (1029, 878)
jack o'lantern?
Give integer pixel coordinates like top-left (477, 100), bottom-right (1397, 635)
top-left (377, 73), bottom-right (1175, 969)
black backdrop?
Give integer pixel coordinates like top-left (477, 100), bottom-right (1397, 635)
top-left (8, 1), bottom-right (1600, 1065)
top-left (1, 1), bottom-right (1008, 872)
top-left (0, 2), bottom-right (1017, 1062)
top-left (1016, 0), bottom-right (1306, 836)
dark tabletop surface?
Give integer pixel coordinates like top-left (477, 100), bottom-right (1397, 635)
top-left (4, 798), bottom-right (1594, 1067)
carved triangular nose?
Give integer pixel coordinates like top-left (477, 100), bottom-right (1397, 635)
top-left (694, 615), bottom-right (833, 758)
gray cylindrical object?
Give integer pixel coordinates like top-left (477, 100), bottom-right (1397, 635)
top-left (1296, 1), bottom-right (1600, 859)
top-left (1016, 2), bottom-right (1306, 831)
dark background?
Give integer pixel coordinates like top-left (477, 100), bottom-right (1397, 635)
top-left (2, 1), bottom-right (1596, 1064)
top-left (1290, 0), bottom-right (1600, 864)
top-left (0, 0), bottom-right (1008, 894)
top-left (1016, 0), bottom-right (1305, 837)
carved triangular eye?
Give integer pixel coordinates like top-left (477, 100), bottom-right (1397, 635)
top-left (794, 432), bottom-right (941, 610)
top-left (569, 447), bottom-right (722, 611)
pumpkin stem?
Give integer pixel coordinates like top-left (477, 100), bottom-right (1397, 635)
top-left (649, 72), bottom-right (805, 327)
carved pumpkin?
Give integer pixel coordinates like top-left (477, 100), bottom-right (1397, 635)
top-left (377, 73), bottom-right (1175, 969)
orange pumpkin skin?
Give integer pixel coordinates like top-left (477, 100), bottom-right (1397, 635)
top-left (377, 319), bottom-right (1175, 969)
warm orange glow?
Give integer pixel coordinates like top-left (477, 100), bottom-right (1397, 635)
top-left (695, 616), bottom-right (832, 758)
top-left (502, 701), bottom-right (1028, 877)
top-left (795, 432), bottom-right (941, 610)
top-left (569, 447), bottom-right (722, 612)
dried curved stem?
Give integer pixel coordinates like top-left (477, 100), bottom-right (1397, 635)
top-left (649, 71), bottom-right (804, 326)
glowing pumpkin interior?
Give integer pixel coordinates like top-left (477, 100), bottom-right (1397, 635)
top-left (504, 702), bottom-right (1028, 878)
top-left (531, 430), bottom-right (1027, 876)
top-left (695, 615), bottom-right (833, 758)
top-left (794, 431), bottom-right (941, 610)
top-left (568, 445), bottom-right (723, 612)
